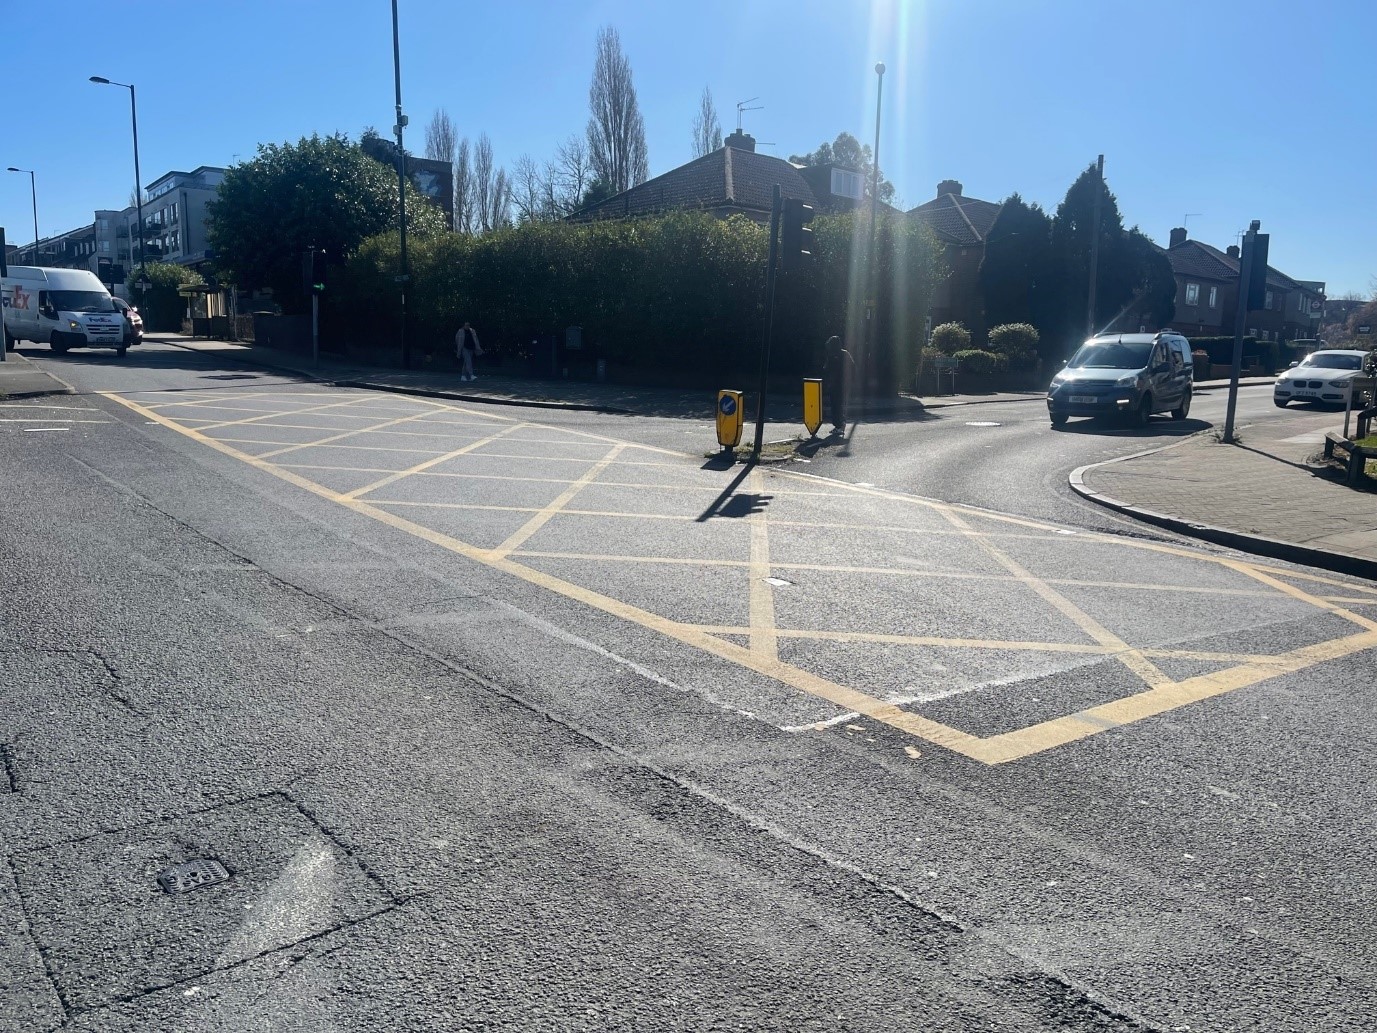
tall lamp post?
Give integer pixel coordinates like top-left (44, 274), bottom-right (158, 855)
top-left (864, 61), bottom-right (885, 389)
top-left (391, 0), bottom-right (411, 368)
top-left (6, 167), bottom-right (38, 263)
top-left (89, 76), bottom-right (145, 277)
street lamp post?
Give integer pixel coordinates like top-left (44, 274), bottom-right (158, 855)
top-left (864, 61), bottom-right (885, 390)
top-left (6, 167), bottom-right (38, 263)
top-left (89, 76), bottom-right (145, 277)
top-left (391, 0), bottom-right (411, 369)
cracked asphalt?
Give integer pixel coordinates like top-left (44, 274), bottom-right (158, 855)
top-left (3, 343), bottom-right (1376, 1032)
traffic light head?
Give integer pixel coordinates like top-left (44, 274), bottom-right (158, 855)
top-left (780, 198), bottom-right (815, 274)
top-left (303, 248), bottom-right (327, 295)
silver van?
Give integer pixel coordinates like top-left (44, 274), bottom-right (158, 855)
top-left (1047, 332), bottom-right (1194, 427)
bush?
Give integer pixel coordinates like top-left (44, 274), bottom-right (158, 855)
top-left (136, 262), bottom-right (205, 332)
top-left (986, 322), bottom-right (1040, 369)
top-left (1187, 335), bottom-right (1259, 365)
top-left (930, 322), bottom-right (971, 354)
top-left (953, 348), bottom-right (1004, 375)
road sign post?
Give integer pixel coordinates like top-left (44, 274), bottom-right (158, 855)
top-left (751, 185), bottom-right (783, 458)
top-left (716, 390), bottom-right (744, 453)
top-left (1223, 220), bottom-right (1267, 444)
top-left (802, 379), bottom-right (822, 438)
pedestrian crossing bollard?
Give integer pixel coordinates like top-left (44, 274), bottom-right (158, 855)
top-left (802, 378), bottom-right (822, 438)
top-left (716, 389), bottom-right (744, 453)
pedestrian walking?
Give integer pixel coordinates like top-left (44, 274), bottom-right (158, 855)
top-left (455, 320), bottom-right (484, 381)
top-left (822, 335), bottom-right (854, 435)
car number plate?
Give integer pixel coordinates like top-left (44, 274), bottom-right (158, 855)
top-left (1069, 394), bottom-right (1098, 404)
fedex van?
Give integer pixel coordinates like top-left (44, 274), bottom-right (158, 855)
top-left (2, 266), bottom-right (129, 356)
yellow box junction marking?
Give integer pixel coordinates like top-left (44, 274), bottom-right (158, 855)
top-left (107, 388), bottom-right (1377, 766)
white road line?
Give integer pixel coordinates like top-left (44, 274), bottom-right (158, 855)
top-left (22, 427), bottom-right (71, 432)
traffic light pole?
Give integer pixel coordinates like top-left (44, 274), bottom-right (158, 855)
top-left (751, 185), bottom-right (783, 459)
top-left (1222, 221), bottom-right (1259, 445)
top-left (312, 292), bottom-right (319, 366)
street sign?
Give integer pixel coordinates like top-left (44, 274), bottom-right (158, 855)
top-left (802, 378), bottom-right (822, 437)
top-left (1359, 325), bottom-right (1372, 335)
top-left (716, 389), bottom-right (744, 450)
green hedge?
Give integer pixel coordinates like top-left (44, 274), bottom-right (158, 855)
top-left (986, 322), bottom-right (1039, 370)
top-left (136, 262), bottom-right (205, 332)
top-left (953, 349), bottom-right (1004, 375)
top-left (327, 210), bottom-right (942, 390)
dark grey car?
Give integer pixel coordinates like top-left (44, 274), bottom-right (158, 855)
top-left (1046, 332), bottom-right (1194, 427)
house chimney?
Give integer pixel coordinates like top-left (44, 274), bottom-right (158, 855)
top-left (723, 130), bottom-right (755, 153)
top-left (1169, 227), bottom-right (1187, 248)
top-left (937, 179), bottom-right (963, 198)
top-left (1227, 245), bottom-right (1240, 259)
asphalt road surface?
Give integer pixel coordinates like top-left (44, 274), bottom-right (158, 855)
top-left (4, 342), bottom-right (1376, 1032)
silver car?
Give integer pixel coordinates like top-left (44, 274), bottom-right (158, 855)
top-left (1047, 332), bottom-right (1194, 427)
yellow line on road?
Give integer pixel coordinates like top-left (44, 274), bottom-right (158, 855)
top-left (747, 467), bottom-right (779, 661)
top-left (196, 396), bottom-right (375, 431)
top-left (936, 505), bottom-right (1169, 688)
top-left (344, 424), bottom-right (530, 500)
top-left (1222, 560), bottom-right (1377, 634)
top-left (488, 444), bottom-right (627, 560)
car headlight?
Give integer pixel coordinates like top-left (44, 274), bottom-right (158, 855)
top-left (1115, 374), bottom-right (1138, 387)
top-left (68, 319), bottom-right (82, 331)
top-left (1050, 373), bottom-right (1068, 386)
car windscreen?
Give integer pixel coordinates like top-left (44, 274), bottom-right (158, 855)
top-left (50, 290), bottom-right (115, 313)
top-left (1299, 353), bottom-right (1362, 370)
top-left (1066, 341), bottom-right (1152, 370)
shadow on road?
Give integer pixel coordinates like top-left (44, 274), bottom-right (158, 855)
top-left (696, 460), bottom-right (772, 521)
top-left (1051, 416), bottom-right (1213, 438)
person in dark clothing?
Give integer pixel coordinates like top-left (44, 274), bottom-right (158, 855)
top-left (455, 321), bottom-right (484, 381)
top-left (822, 335), bottom-right (854, 434)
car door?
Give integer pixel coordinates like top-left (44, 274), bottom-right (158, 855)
top-left (1165, 340), bottom-right (1188, 406)
top-left (1147, 342), bottom-right (1172, 409)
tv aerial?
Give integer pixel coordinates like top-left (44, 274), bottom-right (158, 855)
top-left (735, 97), bottom-right (763, 133)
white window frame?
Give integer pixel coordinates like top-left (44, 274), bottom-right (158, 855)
top-left (1185, 283), bottom-right (1200, 305)
top-left (1208, 286), bottom-right (1217, 308)
top-left (1265, 290), bottom-right (1274, 310)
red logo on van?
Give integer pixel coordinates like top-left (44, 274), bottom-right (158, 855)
top-left (2, 285), bottom-right (32, 311)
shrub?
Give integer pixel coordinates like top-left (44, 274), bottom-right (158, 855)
top-left (986, 322), bottom-right (1040, 369)
top-left (137, 262), bottom-right (205, 332)
top-left (953, 348), bottom-right (1004, 375)
top-left (930, 322), bottom-right (971, 354)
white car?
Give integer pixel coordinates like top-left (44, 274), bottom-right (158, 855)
top-left (1273, 349), bottom-right (1372, 408)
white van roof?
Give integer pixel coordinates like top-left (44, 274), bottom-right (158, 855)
top-left (3, 266), bottom-right (110, 293)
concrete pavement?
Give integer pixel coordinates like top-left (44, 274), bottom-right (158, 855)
top-left (0, 350), bottom-right (72, 400)
top-left (1073, 409), bottom-right (1377, 579)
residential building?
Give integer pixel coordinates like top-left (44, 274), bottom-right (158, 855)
top-left (1162, 228), bottom-right (1324, 342)
top-left (570, 131), bottom-right (885, 223)
top-left (140, 166), bottom-right (227, 270)
top-left (907, 180), bottom-right (1003, 336)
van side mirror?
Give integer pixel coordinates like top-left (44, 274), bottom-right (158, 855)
top-left (1288, 360), bottom-right (1298, 368)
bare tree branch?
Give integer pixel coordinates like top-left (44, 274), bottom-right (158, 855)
top-left (512, 154), bottom-right (551, 224)
top-left (454, 138), bottom-right (473, 234)
top-left (585, 25), bottom-right (649, 194)
top-left (691, 86), bottom-right (723, 159)
top-left (424, 110), bottom-right (459, 164)
top-left (546, 135), bottom-right (593, 217)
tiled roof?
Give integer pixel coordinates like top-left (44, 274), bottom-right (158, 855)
top-left (1166, 239), bottom-right (1302, 290)
top-left (908, 192), bottom-right (1003, 245)
top-left (572, 146), bottom-right (820, 220)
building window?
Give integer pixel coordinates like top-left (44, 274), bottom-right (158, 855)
top-left (1185, 283), bottom-right (1200, 305)
top-left (169, 201), bottom-right (178, 222)
top-left (101, 241), bottom-right (110, 253)
top-left (1265, 290), bottom-right (1274, 310)
top-left (1208, 286), bottom-right (1217, 308)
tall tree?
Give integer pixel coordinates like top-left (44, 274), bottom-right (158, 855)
top-left (424, 110), bottom-right (459, 165)
top-left (691, 86), bottom-right (723, 158)
top-left (512, 154), bottom-right (552, 224)
top-left (454, 138), bottom-right (474, 234)
top-left (206, 133), bottom-right (443, 312)
top-left (978, 194), bottom-right (1053, 330)
top-left (586, 26), bottom-right (649, 194)
top-left (546, 135), bottom-right (594, 217)
top-left (788, 132), bottom-right (895, 203)
top-left (472, 134), bottom-right (512, 233)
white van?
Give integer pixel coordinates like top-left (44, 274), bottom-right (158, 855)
top-left (2, 266), bottom-right (129, 356)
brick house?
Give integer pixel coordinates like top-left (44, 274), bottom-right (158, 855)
top-left (907, 181), bottom-right (1003, 339)
top-left (1163, 228), bottom-right (1324, 342)
top-left (570, 131), bottom-right (887, 222)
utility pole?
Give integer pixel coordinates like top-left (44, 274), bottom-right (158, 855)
top-left (752, 185), bottom-right (783, 458)
top-left (391, 0), bottom-right (410, 369)
top-left (863, 62), bottom-right (885, 389)
top-left (1223, 220), bottom-right (1262, 444)
top-left (1085, 153), bottom-right (1104, 338)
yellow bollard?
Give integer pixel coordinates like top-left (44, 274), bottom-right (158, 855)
top-left (802, 378), bottom-right (822, 438)
top-left (716, 389), bottom-right (744, 450)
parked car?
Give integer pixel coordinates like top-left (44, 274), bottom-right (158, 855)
top-left (1047, 332), bottom-right (1194, 427)
top-left (110, 296), bottom-right (144, 347)
top-left (1273, 349), bottom-right (1372, 409)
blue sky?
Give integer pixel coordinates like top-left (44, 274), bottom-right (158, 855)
top-left (4, 0), bottom-right (1373, 295)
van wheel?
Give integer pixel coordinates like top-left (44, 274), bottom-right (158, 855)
top-left (117, 346), bottom-right (128, 358)
top-left (4, 332), bottom-right (15, 352)
top-left (50, 340), bottom-right (69, 355)
top-left (1050, 413), bottom-right (1068, 427)
top-left (1171, 392), bottom-right (1191, 420)
top-left (1133, 395), bottom-right (1152, 427)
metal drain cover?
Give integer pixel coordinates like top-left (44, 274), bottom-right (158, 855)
top-left (157, 859), bottom-right (230, 895)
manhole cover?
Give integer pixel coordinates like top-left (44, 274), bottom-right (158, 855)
top-left (157, 859), bottom-right (230, 895)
